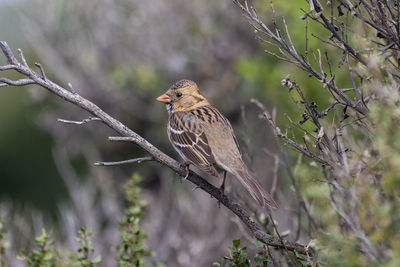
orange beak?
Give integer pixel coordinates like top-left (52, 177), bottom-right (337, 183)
top-left (156, 93), bottom-right (171, 103)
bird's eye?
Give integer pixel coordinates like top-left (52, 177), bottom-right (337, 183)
top-left (176, 92), bottom-right (182, 97)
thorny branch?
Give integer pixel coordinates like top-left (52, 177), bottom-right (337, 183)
top-left (234, 1), bottom-right (394, 261)
top-left (0, 41), bottom-right (312, 255)
top-left (233, 0), bottom-right (368, 115)
top-left (251, 98), bottom-right (330, 167)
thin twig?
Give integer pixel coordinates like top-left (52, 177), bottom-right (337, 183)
top-left (34, 62), bottom-right (47, 81)
top-left (233, 0), bottom-right (367, 115)
top-left (266, 245), bottom-right (278, 267)
top-left (57, 117), bottom-right (102, 125)
top-left (0, 77), bottom-right (35, 86)
top-left (94, 157), bottom-right (154, 166)
top-left (17, 48), bottom-right (28, 67)
top-left (67, 82), bottom-right (76, 94)
top-left (108, 136), bottom-right (137, 142)
top-left (312, 0), bottom-right (368, 66)
top-left (269, 213), bottom-right (298, 266)
top-left (0, 65), bottom-right (16, 71)
top-left (251, 98), bottom-right (330, 166)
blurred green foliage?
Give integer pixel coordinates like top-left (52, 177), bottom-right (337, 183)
top-left (220, 239), bottom-right (251, 267)
top-left (0, 86), bottom-right (68, 213)
top-left (74, 227), bottom-right (102, 267)
top-left (0, 173), bottom-right (161, 266)
top-left (18, 229), bottom-right (59, 267)
top-left (118, 173), bottom-right (161, 267)
top-left (0, 216), bottom-right (9, 267)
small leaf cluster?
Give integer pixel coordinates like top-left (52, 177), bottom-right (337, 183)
top-left (253, 241), bottom-right (270, 266)
top-left (222, 239), bottom-right (250, 267)
top-left (18, 229), bottom-right (58, 267)
top-left (218, 239), bottom-right (274, 267)
top-left (0, 217), bottom-right (10, 267)
top-left (218, 238), bottom-right (315, 266)
top-left (74, 227), bottom-right (101, 267)
top-left (118, 173), bottom-right (159, 267)
top-left (17, 227), bottom-right (102, 267)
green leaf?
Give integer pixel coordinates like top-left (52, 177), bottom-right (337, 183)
top-left (232, 239), bottom-right (240, 249)
top-left (256, 240), bottom-right (264, 249)
top-left (93, 255), bottom-right (102, 264)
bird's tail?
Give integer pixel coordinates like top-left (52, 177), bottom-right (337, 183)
top-left (234, 169), bottom-right (278, 208)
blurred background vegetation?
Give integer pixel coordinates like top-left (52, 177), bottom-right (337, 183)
top-left (1, 0), bottom-right (399, 266)
top-left (0, 0), bottom-right (318, 212)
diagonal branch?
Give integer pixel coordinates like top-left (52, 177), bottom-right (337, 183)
top-left (0, 41), bottom-right (312, 256)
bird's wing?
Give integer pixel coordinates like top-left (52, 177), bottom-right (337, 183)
top-left (199, 106), bottom-right (277, 207)
top-left (207, 105), bottom-right (241, 153)
top-left (168, 111), bottom-right (218, 177)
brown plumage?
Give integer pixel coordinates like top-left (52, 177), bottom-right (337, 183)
top-left (156, 80), bottom-right (277, 208)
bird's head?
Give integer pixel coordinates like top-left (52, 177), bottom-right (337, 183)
top-left (156, 80), bottom-right (209, 113)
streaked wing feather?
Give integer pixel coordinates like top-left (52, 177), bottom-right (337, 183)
top-left (169, 112), bottom-right (218, 177)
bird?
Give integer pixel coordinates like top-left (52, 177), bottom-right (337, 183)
top-left (156, 79), bottom-right (277, 208)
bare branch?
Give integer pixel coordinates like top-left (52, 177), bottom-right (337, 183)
top-left (0, 42), bottom-right (19, 65)
top-left (311, 0), bottom-right (368, 66)
top-left (251, 98), bottom-right (330, 167)
top-left (17, 48), bottom-right (28, 67)
top-left (0, 41), bottom-right (312, 256)
top-left (57, 117), bottom-right (102, 125)
top-left (233, 0), bottom-right (367, 115)
top-left (0, 65), bottom-right (16, 71)
top-left (0, 77), bottom-right (35, 86)
top-left (108, 136), bottom-right (136, 142)
top-left (94, 157), bottom-right (154, 166)
top-left (269, 213), bottom-right (298, 266)
top-left (34, 62), bottom-right (47, 81)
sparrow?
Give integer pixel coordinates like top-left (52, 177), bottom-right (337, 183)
top-left (156, 80), bottom-right (277, 208)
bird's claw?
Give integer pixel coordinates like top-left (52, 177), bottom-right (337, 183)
top-left (192, 186), bottom-right (200, 191)
top-left (216, 186), bottom-right (225, 208)
top-left (218, 185), bottom-right (225, 196)
top-left (215, 171), bottom-right (227, 208)
top-left (183, 172), bottom-right (189, 180)
top-left (181, 161), bottom-right (192, 180)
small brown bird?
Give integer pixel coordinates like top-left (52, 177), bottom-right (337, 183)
top-left (156, 80), bottom-right (277, 208)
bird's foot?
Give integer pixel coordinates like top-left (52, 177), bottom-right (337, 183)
top-left (216, 185), bottom-right (225, 208)
top-left (218, 184), bottom-right (225, 195)
top-left (216, 170), bottom-right (227, 207)
top-left (180, 161), bottom-right (192, 180)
